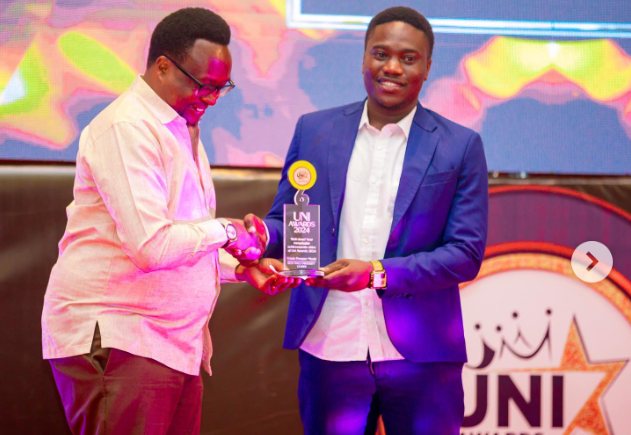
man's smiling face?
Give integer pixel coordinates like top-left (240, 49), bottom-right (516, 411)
top-left (362, 21), bottom-right (432, 116)
top-left (160, 38), bottom-right (232, 126)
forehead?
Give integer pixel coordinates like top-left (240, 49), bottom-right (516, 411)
top-left (367, 21), bottom-right (429, 54)
top-left (184, 39), bottom-right (232, 75)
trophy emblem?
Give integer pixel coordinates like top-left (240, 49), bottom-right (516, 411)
top-left (279, 161), bottom-right (324, 278)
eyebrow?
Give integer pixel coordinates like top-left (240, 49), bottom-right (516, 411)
top-left (371, 44), bottom-right (421, 55)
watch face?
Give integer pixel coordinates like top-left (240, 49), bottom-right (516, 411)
top-left (226, 224), bottom-right (237, 241)
top-left (372, 272), bottom-right (386, 289)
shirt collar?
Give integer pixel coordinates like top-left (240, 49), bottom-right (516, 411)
top-left (131, 75), bottom-right (181, 125)
top-left (358, 100), bottom-right (417, 140)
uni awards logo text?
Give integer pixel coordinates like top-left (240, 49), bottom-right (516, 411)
top-left (460, 252), bottom-right (630, 435)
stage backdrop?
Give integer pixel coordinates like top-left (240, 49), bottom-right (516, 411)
top-left (2, 167), bottom-right (631, 435)
top-left (1, 0), bottom-right (631, 174)
top-left (460, 185), bottom-right (631, 435)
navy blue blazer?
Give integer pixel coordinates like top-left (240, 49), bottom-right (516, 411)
top-left (264, 101), bottom-right (488, 363)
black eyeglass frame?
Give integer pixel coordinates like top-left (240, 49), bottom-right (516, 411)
top-left (162, 54), bottom-right (235, 98)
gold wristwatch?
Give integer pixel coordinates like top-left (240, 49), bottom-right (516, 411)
top-left (369, 260), bottom-right (387, 290)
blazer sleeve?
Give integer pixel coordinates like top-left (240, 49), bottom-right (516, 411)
top-left (380, 132), bottom-right (488, 297)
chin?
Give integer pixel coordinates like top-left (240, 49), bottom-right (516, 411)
top-left (376, 97), bottom-right (407, 111)
top-left (183, 116), bottom-right (201, 126)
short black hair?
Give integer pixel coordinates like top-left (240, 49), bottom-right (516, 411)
top-left (364, 7), bottom-right (434, 59)
top-left (147, 8), bottom-right (231, 68)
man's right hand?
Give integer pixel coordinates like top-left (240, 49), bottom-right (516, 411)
top-left (236, 258), bottom-right (301, 296)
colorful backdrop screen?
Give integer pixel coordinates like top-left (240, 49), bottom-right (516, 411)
top-left (1, 0), bottom-right (631, 174)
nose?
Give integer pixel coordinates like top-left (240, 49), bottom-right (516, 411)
top-left (201, 93), bottom-right (219, 106)
top-left (383, 58), bottom-right (403, 76)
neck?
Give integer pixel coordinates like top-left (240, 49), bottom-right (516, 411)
top-left (141, 69), bottom-right (168, 104)
top-left (366, 99), bottom-right (416, 130)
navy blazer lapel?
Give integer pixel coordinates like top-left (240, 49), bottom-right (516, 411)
top-left (389, 104), bottom-right (439, 237)
top-left (328, 102), bottom-right (363, 230)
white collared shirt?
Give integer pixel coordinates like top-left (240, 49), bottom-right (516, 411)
top-left (42, 76), bottom-right (239, 376)
top-left (300, 101), bottom-right (417, 362)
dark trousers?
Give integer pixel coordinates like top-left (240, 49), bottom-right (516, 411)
top-left (298, 350), bottom-right (464, 435)
top-left (49, 325), bottom-right (203, 435)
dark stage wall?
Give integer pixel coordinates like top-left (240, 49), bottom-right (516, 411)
top-left (1, 166), bottom-right (630, 434)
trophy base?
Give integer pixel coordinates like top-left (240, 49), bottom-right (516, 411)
top-left (278, 269), bottom-right (325, 278)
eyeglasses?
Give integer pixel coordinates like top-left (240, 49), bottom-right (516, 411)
top-left (162, 54), bottom-right (235, 98)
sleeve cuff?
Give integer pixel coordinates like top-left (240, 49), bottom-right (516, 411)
top-left (218, 249), bottom-right (240, 283)
top-left (262, 220), bottom-right (270, 250)
top-left (198, 218), bottom-right (229, 252)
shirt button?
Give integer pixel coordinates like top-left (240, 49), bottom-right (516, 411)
top-left (363, 238), bottom-right (369, 244)
top-left (366, 209), bottom-right (373, 215)
top-left (378, 145), bottom-right (383, 151)
top-left (363, 300), bottom-right (370, 307)
top-left (371, 178), bottom-right (377, 185)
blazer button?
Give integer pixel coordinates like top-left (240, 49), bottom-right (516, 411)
top-left (405, 294), bottom-right (412, 299)
top-left (332, 228), bottom-right (336, 237)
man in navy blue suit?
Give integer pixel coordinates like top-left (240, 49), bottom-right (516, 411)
top-left (243, 6), bottom-right (488, 435)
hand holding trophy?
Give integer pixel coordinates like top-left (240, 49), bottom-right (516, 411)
top-left (278, 161), bottom-right (324, 278)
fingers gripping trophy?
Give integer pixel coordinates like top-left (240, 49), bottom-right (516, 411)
top-left (279, 161), bottom-right (325, 278)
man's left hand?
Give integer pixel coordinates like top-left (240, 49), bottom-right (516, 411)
top-left (305, 259), bottom-right (373, 292)
top-left (223, 216), bottom-right (267, 265)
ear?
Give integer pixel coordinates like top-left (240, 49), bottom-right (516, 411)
top-left (424, 59), bottom-right (432, 81)
top-left (155, 55), bottom-right (169, 76)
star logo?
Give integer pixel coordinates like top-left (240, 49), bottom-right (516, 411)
top-left (531, 319), bottom-right (627, 435)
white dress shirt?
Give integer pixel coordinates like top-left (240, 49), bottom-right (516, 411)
top-left (300, 102), bottom-right (417, 362)
top-left (42, 76), bottom-right (239, 376)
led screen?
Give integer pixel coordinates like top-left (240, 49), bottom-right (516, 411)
top-left (1, 0), bottom-right (630, 174)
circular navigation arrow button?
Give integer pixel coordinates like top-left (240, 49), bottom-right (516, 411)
top-left (571, 241), bottom-right (613, 283)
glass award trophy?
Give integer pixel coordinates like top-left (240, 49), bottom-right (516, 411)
top-left (278, 160), bottom-right (324, 278)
